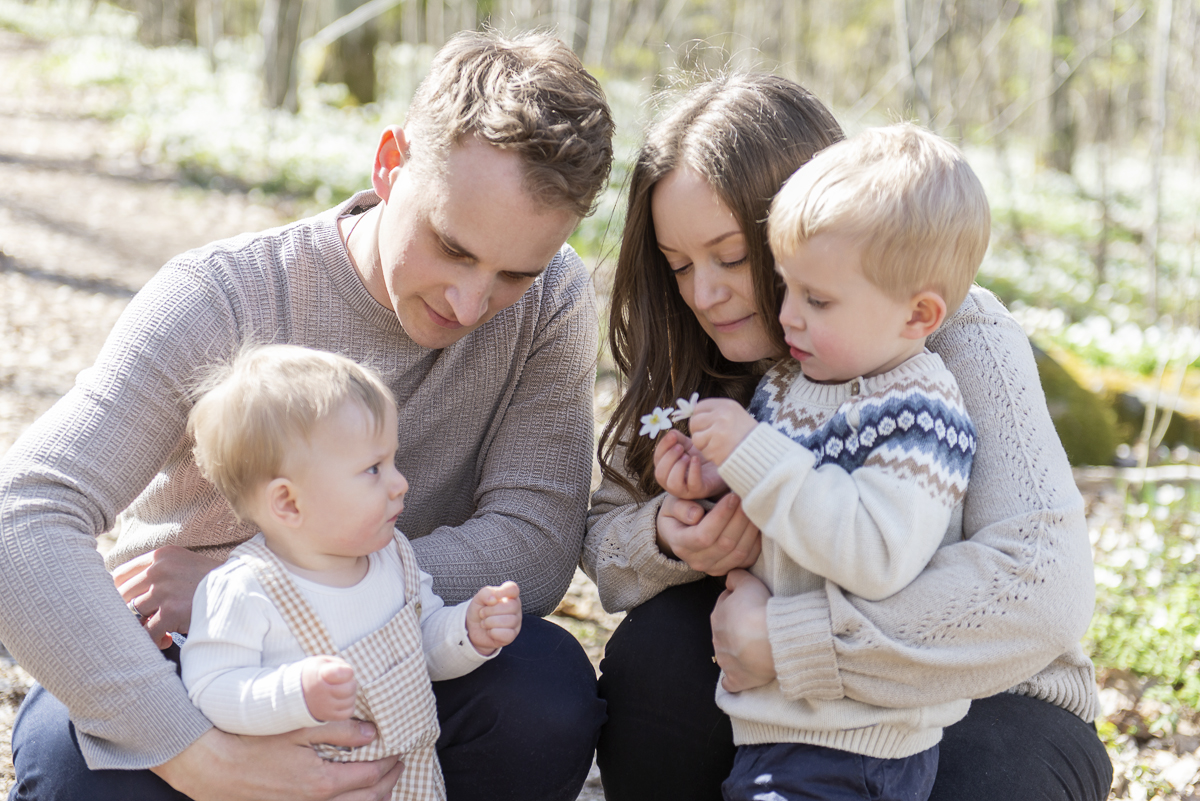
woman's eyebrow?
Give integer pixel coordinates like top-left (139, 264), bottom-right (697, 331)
top-left (658, 230), bottom-right (743, 252)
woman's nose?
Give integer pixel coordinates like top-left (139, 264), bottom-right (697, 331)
top-left (692, 264), bottom-right (729, 310)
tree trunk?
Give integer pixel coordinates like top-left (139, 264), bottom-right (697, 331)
top-left (319, 0), bottom-right (379, 104)
top-left (133, 0), bottom-right (197, 46)
top-left (1046, 0), bottom-right (1078, 173)
top-left (261, 0), bottom-right (304, 111)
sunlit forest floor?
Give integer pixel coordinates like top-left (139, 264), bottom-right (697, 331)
top-left (1, 21), bottom-right (1199, 801)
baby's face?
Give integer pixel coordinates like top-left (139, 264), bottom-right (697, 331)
top-left (277, 399), bottom-right (407, 570)
top-left (775, 232), bottom-right (924, 384)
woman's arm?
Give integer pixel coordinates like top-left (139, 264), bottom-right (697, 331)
top-left (584, 440), bottom-right (760, 612)
top-left (748, 288), bottom-right (1098, 716)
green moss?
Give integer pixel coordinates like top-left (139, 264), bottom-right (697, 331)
top-left (1033, 345), bottom-right (1119, 465)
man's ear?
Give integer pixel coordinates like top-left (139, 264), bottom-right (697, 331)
top-left (372, 126), bottom-right (410, 201)
top-left (902, 291), bottom-right (948, 339)
top-left (264, 477), bottom-right (303, 529)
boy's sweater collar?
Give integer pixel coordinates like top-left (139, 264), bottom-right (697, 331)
top-left (778, 350), bottom-right (941, 409)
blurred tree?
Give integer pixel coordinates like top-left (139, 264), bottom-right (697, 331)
top-left (262, 0), bottom-right (303, 110)
top-left (320, 0), bottom-right (380, 103)
top-left (132, 0), bottom-right (197, 45)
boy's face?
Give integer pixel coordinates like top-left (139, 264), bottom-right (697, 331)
top-left (270, 399), bottom-right (408, 573)
top-left (776, 233), bottom-right (925, 384)
top-left (366, 132), bottom-right (579, 350)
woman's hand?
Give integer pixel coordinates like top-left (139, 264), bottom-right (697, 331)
top-left (113, 545), bottom-right (222, 649)
top-left (711, 568), bottom-right (776, 693)
top-left (656, 492), bottom-right (761, 575)
top-left (653, 429), bottom-right (728, 500)
top-left (151, 722), bottom-right (401, 801)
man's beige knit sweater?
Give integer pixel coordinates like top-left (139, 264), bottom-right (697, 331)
top-left (0, 191), bottom-right (597, 769)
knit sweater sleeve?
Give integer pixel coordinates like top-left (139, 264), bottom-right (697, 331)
top-left (765, 288), bottom-right (1097, 716)
top-left (719, 407), bottom-right (969, 601)
top-left (0, 259), bottom-right (241, 767)
top-left (582, 445), bottom-right (707, 613)
top-left (410, 248), bottom-right (598, 616)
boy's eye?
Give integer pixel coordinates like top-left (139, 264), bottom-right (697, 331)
top-left (366, 464), bottom-right (380, 475)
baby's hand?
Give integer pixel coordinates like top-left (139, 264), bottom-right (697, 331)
top-left (653, 429), bottom-right (728, 499)
top-left (466, 581), bottom-right (522, 655)
top-left (690, 399), bottom-right (758, 467)
top-left (300, 655), bottom-right (357, 722)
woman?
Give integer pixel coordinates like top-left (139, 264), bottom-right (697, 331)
top-left (583, 73), bottom-right (1112, 801)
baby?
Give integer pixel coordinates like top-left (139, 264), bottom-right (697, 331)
top-left (180, 344), bottom-right (521, 801)
top-left (655, 123), bottom-right (989, 801)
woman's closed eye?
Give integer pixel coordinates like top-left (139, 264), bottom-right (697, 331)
top-left (807, 295), bottom-right (829, 309)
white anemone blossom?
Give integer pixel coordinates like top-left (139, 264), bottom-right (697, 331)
top-left (671, 392), bottom-right (700, 422)
top-left (639, 406), bottom-right (673, 439)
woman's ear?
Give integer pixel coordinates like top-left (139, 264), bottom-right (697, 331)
top-left (902, 291), bottom-right (948, 339)
top-left (371, 126), bottom-right (411, 201)
top-left (263, 477), bottom-right (303, 529)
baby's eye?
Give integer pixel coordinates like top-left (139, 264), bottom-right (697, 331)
top-left (366, 464), bottom-right (380, 475)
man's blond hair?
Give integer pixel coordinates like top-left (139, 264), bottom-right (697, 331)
top-left (188, 345), bottom-right (395, 521)
top-left (404, 29), bottom-right (614, 218)
top-left (768, 122), bottom-right (990, 315)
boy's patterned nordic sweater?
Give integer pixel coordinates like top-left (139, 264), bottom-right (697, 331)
top-left (714, 350), bottom-right (977, 759)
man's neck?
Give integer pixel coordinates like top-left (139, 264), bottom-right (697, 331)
top-left (338, 204), bottom-right (390, 309)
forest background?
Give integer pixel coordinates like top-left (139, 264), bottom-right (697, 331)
top-left (2, 0), bottom-right (1200, 797)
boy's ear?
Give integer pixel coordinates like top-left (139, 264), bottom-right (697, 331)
top-left (902, 291), bottom-right (947, 339)
top-left (264, 477), bottom-right (303, 528)
top-left (371, 126), bottom-right (411, 201)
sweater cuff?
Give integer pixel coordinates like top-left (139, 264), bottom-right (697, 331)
top-left (720, 424), bottom-right (810, 500)
top-left (624, 494), bottom-right (705, 582)
top-left (767, 591), bottom-right (844, 702)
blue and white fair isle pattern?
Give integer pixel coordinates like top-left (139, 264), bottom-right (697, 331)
top-left (748, 358), bottom-right (976, 504)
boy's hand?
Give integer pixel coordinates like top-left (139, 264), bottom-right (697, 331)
top-left (300, 655), bottom-right (358, 722)
top-left (466, 581), bottom-right (521, 655)
top-left (690, 399), bottom-right (758, 467)
top-left (653, 429), bottom-right (729, 499)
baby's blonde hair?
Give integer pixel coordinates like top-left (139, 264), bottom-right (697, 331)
top-left (188, 344), bottom-right (395, 521)
top-left (768, 122), bottom-right (990, 315)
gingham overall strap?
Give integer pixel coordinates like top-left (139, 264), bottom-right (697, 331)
top-left (391, 531), bottom-right (423, 611)
top-left (235, 538), bottom-right (340, 658)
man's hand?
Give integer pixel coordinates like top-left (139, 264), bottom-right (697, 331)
top-left (466, 581), bottom-right (522, 655)
top-left (712, 568), bottom-right (776, 693)
top-left (656, 493), bottom-right (760, 576)
top-left (301, 656), bottom-right (358, 722)
top-left (113, 546), bottom-right (222, 649)
top-left (653, 429), bottom-right (728, 500)
top-left (150, 722), bottom-right (401, 801)
top-left (689, 399), bottom-right (758, 467)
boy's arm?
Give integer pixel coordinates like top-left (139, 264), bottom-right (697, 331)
top-left (414, 568), bottom-right (497, 681)
top-left (182, 568), bottom-right (321, 735)
top-left (759, 289), bottom-right (1098, 719)
top-left (410, 247), bottom-right (597, 616)
top-left (719, 402), bottom-right (971, 601)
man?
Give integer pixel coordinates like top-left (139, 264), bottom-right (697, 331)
top-left (0, 30), bottom-right (613, 801)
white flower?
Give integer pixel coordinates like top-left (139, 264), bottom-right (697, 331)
top-left (639, 406), bottom-right (673, 439)
top-left (672, 392), bottom-right (700, 422)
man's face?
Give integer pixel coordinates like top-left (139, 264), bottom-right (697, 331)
top-left (369, 136), bottom-right (579, 350)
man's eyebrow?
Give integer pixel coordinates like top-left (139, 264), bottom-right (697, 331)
top-left (658, 230), bottom-right (743, 252)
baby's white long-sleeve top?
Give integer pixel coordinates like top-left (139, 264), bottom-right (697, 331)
top-left (181, 533), bottom-right (494, 735)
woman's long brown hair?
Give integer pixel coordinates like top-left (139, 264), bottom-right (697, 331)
top-left (600, 74), bottom-right (845, 498)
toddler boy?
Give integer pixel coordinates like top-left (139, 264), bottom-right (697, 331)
top-left (656, 123), bottom-right (990, 801)
top-left (180, 344), bottom-right (521, 801)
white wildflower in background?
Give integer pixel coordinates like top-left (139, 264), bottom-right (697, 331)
top-left (639, 407), bottom-right (673, 439)
top-left (672, 392), bottom-right (700, 422)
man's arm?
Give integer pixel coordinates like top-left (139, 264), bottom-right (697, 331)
top-left (0, 262), bottom-right (236, 767)
top-left (410, 248), bottom-right (598, 616)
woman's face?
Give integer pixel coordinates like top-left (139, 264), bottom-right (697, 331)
top-left (650, 168), bottom-right (778, 363)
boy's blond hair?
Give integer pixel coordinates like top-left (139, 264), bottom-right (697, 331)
top-left (768, 122), bottom-right (990, 315)
top-left (404, 29), bottom-right (614, 218)
top-left (188, 345), bottom-right (395, 521)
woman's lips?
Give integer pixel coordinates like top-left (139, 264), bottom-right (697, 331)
top-left (710, 314), bottom-right (753, 332)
